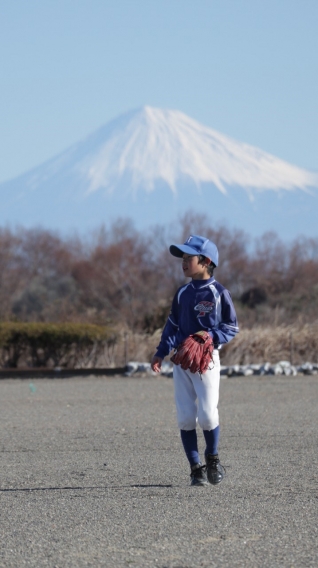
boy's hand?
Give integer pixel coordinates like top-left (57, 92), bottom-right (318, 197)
top-left (151, 356), bottom-right (163, 373)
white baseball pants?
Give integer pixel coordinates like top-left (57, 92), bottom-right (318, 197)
top-left (173, 350), bottom-right (220, 431)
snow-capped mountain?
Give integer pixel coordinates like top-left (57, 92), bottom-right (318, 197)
top-left (1, 106), bottom-right (317, 239)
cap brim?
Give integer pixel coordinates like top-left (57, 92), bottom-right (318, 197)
top-left (169, 244), bottom-right (199, 257)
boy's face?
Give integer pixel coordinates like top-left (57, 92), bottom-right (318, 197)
top-left (182, 254), bottom-right (211, 280)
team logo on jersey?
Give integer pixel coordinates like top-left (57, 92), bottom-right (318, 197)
top-left (194, 301), bottom-right (214, 317)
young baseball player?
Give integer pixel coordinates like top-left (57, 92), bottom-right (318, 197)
top-left (151, 234), bottom-right (239, 487)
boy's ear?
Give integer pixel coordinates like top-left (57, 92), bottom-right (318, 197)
top-left (205, 257), bottom-right (212, 266)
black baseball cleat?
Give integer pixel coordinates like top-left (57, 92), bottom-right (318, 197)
top-left (205, 454), bottom-right (225, 485)
top-left (190, 463), bottom-right (208, 486)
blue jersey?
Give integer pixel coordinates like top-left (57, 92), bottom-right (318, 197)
top-left (155, 277), bottom-right (239, 359)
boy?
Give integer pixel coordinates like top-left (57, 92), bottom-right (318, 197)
top-left (151, 234), bottom-right (239, 487)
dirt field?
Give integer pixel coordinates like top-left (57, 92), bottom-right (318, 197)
top-left (1, 375), bottom-right (317, 567)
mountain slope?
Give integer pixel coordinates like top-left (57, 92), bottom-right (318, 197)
top-left (0, 106), bottom-right (317, 238)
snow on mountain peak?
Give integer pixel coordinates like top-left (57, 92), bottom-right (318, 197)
top-left (72, 106), bottom-right (317, 197)
top-left (1, 106), bottom-right (318, 239)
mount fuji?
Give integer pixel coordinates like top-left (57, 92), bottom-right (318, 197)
top-left (1, 106), bottom-right (317, 239)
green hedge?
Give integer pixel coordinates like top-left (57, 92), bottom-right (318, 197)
top-left (0, 322), bottom-right (117, 368)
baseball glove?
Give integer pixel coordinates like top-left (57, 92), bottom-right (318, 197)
top-left (171, 330), bottom-right (214, 374)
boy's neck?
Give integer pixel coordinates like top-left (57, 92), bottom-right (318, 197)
top-left (191, 273), bottom-right (212, 281)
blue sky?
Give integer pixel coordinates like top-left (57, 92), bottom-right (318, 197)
top-left (1, 0), bottom-right (317, 184)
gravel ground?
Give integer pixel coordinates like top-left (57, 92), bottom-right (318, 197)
top-left (0, 375), bottom-right (317, 568)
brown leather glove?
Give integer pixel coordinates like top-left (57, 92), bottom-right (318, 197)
top-left (171, 330), bottom-right (214, 374)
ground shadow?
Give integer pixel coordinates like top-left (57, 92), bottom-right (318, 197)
top-left (0, 483), bottom-right (173, 493)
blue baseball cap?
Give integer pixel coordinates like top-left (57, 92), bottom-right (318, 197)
top-left (169, 234), bottom-right (219, 266)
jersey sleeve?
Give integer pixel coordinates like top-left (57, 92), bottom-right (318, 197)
top-left (155, 292), bottom-right (179, 359)
top-left (211, 289), bottom-right (239, 345)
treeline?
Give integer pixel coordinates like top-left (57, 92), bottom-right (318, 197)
top-left (1, 213), bottom-right (318, 331)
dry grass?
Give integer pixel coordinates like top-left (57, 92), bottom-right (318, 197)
top-left (98, 328), bottom-right (163, 367)
top-left (100, 323), bottom-right (318, 367)
top-left (220, 322), bottom-right (318, 365)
